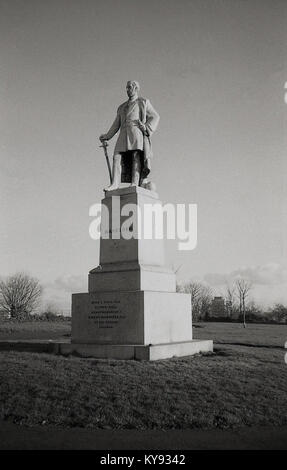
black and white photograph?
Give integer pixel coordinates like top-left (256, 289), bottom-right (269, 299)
top-left (0, 0), bottom-right (286, 457)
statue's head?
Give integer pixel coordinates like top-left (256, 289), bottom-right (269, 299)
top-left (126, 80), bottom-right (140, 98)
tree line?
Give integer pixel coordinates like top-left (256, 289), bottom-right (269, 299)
top-left (0, 272), bottom-right (66, 321)
top-left (177, 279), bottom-right (287, 325)
top-left (1, 272), bottom-right (286, 325)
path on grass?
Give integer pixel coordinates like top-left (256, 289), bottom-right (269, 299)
top-left (0, 421), bottom-right (287, 450)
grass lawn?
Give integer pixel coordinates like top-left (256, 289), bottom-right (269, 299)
top-left (0, 321), bottom-right (286, 430)
top-left (194, 321), bottom-right (287, 348)
top-left (0, 320), bottom-right (71, 340)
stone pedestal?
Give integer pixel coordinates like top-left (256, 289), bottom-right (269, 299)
top-left (71, 186), bottom-right (213, 360)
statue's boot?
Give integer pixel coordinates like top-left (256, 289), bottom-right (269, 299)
top-left (105, 154), bottom-right (122, 191)
top-left (130, 152), bottom-right (141, 187)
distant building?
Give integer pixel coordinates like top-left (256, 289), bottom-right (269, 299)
top-left (211, 297), bottom-right (226, 318)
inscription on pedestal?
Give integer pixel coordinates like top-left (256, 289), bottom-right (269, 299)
top-left (88, 299), bottom-right (126, 329)
top-left (72, 291), bottom-right (144, 344)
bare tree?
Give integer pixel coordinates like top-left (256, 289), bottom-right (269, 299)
top-left (271, 304), bottom-right (287, 324)
top-left (235, 278), bottom-right (252, 328)
top-left (178, 281), bottom-right (213, 321)
top-left (199, 285), bottom-right (213, 319)
top-left (225, 283), bottom-right (237, 317)
top-left (0, 273), bottom-right (42, 318)
top-left (181, 281), bottom-right (202, 301)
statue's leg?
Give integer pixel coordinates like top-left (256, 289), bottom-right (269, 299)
top-left (130, 151), bottom-right (141, 186)
top-left (105, 154), bottom-right (122, 191)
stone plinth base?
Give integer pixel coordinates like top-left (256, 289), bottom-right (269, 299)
top-left (71, 186), bottom-right (214, 361)
top-left (0, 339), bottom-right (213, 360)
top-left (72, 290), bottom-right (192, 345)
top-left (58, 340), bottom-right (213, 361)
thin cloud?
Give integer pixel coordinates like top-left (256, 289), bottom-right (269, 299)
top-left (45, 275), bottom-right (86, 293)
top-left (204, 263), bottom-right (287, 287)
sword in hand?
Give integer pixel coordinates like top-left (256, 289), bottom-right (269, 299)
top-left (99, 139), bottom-right (112, 184)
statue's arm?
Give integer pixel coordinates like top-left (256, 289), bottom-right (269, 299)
top-left (145, 100), bottom-right (160, 137)
top-left (102, 111), bottom-right (121, 141)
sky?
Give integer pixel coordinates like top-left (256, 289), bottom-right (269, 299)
top-left (0, 0), bottom-right (286, 313)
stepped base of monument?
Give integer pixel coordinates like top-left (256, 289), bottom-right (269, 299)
top-left (0, 339), bottom-right (213, 360)
top-left (59, 339), bottom-right (213, 360)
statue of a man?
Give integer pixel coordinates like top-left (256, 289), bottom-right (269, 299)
top-left (99, 81), bottom-right (160, 191)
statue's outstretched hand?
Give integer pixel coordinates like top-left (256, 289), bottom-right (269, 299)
top-left (99, 134), bottom-right (108, 142)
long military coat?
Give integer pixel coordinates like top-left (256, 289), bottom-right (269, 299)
top-left (105, 97), bottom-right (160, 163)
